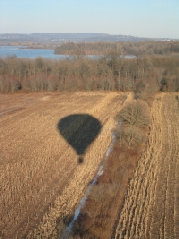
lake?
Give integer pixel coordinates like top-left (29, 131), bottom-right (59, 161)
top-left (0, 46), bottom-right (136, 60)
top-left (0, 46), bottom-right (70, 59)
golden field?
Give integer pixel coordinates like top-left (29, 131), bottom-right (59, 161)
top-left (0, 92), bottom-right (179, 239)
top-left (0, 92), bottom-right (128, 239)
top-left (114, 93), bottom-right (179, 239)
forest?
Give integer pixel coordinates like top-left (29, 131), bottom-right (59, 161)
top-left (54, 41), bottom-right (179, 56)
top-left (0, 54), bottom-right (179, 95)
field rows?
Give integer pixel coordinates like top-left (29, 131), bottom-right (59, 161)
top-left (0, 92), bottom-right (127, 239)
top-left (114, 93), bottom-right (179, 239)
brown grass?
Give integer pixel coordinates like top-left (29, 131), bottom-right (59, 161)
top-left (71, 143), bottom-right (143, 239)
top-left (115, 100), bottom-right (151, 128)
top-left (0, 91), bottom-right (129, 239)
top-left (69, 96), bottom-right (150, 239)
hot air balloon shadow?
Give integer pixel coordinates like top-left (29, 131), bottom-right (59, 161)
top-left (57, 114), bottom-right (102, 163)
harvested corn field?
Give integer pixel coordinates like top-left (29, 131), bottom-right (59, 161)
top-left (114, 93), bottom-right (179, 239)
top-left (0, 92), bottom-right (128, 239)
top-left (1, 92), bottom-right (178, 239)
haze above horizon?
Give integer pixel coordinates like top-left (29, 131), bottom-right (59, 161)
top-left (0, 0), bottom-right (179, 39)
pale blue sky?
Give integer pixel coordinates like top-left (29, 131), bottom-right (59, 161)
top-left (0, 0), bottom-right (179, 38)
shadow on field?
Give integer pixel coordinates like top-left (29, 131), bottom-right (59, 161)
top-left (57, 114), bottom-right (102, 163)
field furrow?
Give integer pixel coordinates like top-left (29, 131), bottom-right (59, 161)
top-left (0, 92), bottom-right (127, 239)
top-left (114, 93), bottom-right (179, 239)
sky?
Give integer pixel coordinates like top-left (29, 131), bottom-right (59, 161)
top-left (0, 0), bottom-right (179, 38)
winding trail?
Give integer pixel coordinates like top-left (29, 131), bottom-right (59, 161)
top-left (114, 93), bottom-right (179, 239)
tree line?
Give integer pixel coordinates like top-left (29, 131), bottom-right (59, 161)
top-left (54, 41), bottom-right (179, 56)
top-left (0, 55), bottom-right (179, 94)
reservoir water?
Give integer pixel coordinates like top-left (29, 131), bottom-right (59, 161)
top-left (0, 46), bottom-right (136, 60)
top-left (0, 46), bottom-right (70, 59)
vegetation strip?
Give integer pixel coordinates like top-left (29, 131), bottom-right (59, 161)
top-left (61, 123), bottom-right (121, 238)
top-left (67, 98), bottom-right (150, 238)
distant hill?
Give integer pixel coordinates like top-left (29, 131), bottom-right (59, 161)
top-left (0, 33), bottom-right (176, 43)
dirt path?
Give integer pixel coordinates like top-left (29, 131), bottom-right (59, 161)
top-left (114, 93), bottom-right (179, 239)
top-left (0, 92), bottom-right (128, 239)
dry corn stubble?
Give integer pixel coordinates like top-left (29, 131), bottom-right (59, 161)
top-left (114, 93), bottom-right (179, 239)
top-left (0, 92), bottom-right (129, 239)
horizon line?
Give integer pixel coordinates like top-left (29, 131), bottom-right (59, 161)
top-left (0, 32), bottom-right (178, 40)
